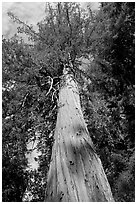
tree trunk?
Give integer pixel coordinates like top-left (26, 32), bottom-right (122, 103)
top-left (45, 65), bottom-right (114, 202)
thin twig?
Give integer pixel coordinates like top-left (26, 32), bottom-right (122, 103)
top-left (46, 76), bottom-right (53, 96)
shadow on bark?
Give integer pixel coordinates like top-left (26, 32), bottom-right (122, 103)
top-left (45, 123), bottom-right (113, 201)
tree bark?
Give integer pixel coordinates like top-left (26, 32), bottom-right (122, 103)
top-left (45, 65), bottom-right (114, 202)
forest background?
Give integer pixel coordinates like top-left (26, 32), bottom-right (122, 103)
top-left (2, 1), bottom-right (135, 202)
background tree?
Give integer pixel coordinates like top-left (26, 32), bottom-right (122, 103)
top-left (2, 37), bottom-right (30, 201)
top-left (2, 35), bottom-right (57, 201)
top-left (82, 2), bottom-right (135, 201)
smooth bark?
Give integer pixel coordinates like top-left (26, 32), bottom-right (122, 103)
top-left (45, 66), bottom-right (114, 202)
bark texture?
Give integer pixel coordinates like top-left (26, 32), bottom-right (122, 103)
top-left (45, 66), bottom-right (114, 202)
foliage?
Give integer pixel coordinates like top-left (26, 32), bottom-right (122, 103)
top-left (2, 36), bottom-right (56, 201)
top-left (2, 38), bottom-right (30, 201)
top-left (81, 2), bottom-right (135, 202)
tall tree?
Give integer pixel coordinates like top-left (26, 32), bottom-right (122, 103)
top-left (45, 61), bottom-right (114, 201)
top-left (33, 3), bottom-right (114, 201)
top-left (8, 2), bottom-right (114, 201)
top-left (5, 2), bottom-right (135, 201)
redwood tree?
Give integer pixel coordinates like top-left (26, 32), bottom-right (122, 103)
top-left (45, 63), bottom-right (114, 201)
top-left (28, 3), bottom-right (113, 201)
top-left (5, 2), bottom-right (115, 201)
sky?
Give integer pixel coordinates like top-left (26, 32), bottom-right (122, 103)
top-left (2, 2), bottom-right (99, 39)
top-left (2, 2), bottom-right (46, 38)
